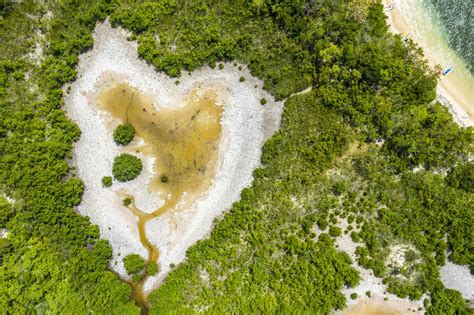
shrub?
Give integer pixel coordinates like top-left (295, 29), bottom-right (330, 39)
top-left (331, 181), bottom-right (347, 196)
top-left (123, 254), bottom-right (145, 275)
top-left (218, 63), bottom-right (224, 70)
top-left (113, 123), bottom-right (135, 145)
top-left (160, 174), bottom-right (169, 183)
top-left (260, 98), bottom-right (267, 105)
top-left (317, 218), bottom-right (328, 230)
top-left (123, 197), bottom-right (132, 206)
top-left (146, 262), bottom-right (158, 276)
top-left (112, 153), bottom-right (142, 182)
top-left (329, 226), bottom-right (342, 237)
top-left (405, 249), bottom-right (417, 262)
top-left (239, 76), bottom-right (245, 82)
top-left (102, 176), bottom-right (112, 187)
top-left (132, 274), bottom-right (143, 283)
top-left (350, 293), bottom-right (358, 299)
top-left (350, 231), bottom-right (361, 242)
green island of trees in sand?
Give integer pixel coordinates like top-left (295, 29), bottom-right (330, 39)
top-left (0, 0), bottom-right (472, 314)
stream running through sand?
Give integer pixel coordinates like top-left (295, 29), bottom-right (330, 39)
top-left (98, 83), bottom-right (223, 311)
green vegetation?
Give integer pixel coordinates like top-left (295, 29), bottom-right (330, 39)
top-left (123, 197), bottom-right (132, 207)
top-left (239, 76), bottom-right (246, 82)
top-left (350, 293), bottom-right (358, 300)
top-left (123, 254), bottom-right (145, 275)
top-left (260, 98), bottom-right (267, 105)
top-left (329, 226), bottom-right (342, 237)
top-left (0, 1), bottom-right (138, 313)
top-left (113, 123), bottom-right (135, 145)
top-left (1, 0), bottom-right (472, 313)
top-left (146, 262), bottom-right (158, 276)
top-left (112, 153), bottom-right (142, 182)
top-left (102, 176), bottom-right (112, 187)
top-left (148, 93), bottom-right (360, 313)
top-left (123, 254), bottom-right (157, 281)
top-left (160, 174), bottom-right (168, 183)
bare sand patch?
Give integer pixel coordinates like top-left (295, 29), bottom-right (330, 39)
top-left (64, 20), bottom-right (283, 295)
top-left (440, 261), bottom-right (474, 300)
top-left (336, 296), bottom-right (421, 315)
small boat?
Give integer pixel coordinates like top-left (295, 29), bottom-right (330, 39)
top-left (442, 66), bottom-right (453, 76)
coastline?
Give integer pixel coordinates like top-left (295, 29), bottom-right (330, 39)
top-left (382, 0), bottom-right (474, 127)
top-left (381, 0), bottom-right (474, 304)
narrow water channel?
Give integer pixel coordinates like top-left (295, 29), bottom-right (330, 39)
top-left (97, 83), bottom-right (223, 312)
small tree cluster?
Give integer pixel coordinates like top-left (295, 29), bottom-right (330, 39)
top-left (112, 153), bottom-right (143, 182)
top-left (113, 123), bottom-right (135, 146)
top-left (122, 254), bottom-right (158, 283)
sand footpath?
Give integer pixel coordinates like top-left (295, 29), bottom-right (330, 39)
top-left (64, 20), bottom-right (283, 293)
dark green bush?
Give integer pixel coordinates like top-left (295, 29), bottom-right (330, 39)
top-left (113, 123), bottom-right (135, 145)
top-left (113, 153), bottom-right (143, 182)
top-left (260, 98), bottom-right (267, 105)
top-left (350, 231), bottom-right (361, 242)
top-left (123, 197), bottom-right (132, 207)
top-left (329, 226), bottom-right (342, 237)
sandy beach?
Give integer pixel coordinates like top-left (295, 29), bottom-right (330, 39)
top-left (64, 20), bottom-right (283, 294)
top-left (383, 0), bottom-right (474, 127)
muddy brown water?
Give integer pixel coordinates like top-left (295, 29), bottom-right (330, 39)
top-left (98, 83), bottom-right (223, 312)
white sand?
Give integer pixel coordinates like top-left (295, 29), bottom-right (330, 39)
top-left (64, 20), bottom-right (283, 291)
top-left (440, 261), bottom-right (474, 300)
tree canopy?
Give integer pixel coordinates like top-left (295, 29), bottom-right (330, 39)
top-left (112, 153), bottom-right (143, 182)
top-left (0, 0), bottom-right (472, 313)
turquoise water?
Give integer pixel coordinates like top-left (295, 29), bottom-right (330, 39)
top-left (395, 0), bottom-right (473, 125)
top-left (425, 0), bottom-right (473, 74)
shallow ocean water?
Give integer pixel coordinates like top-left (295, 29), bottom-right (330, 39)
top-left (395, 0), bottom-right (474, 113)
top-left (427, 0), bottom-right (473, 74)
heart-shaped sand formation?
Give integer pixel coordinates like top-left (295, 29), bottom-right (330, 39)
top-left (64, 20), bottom-right (282, 297)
